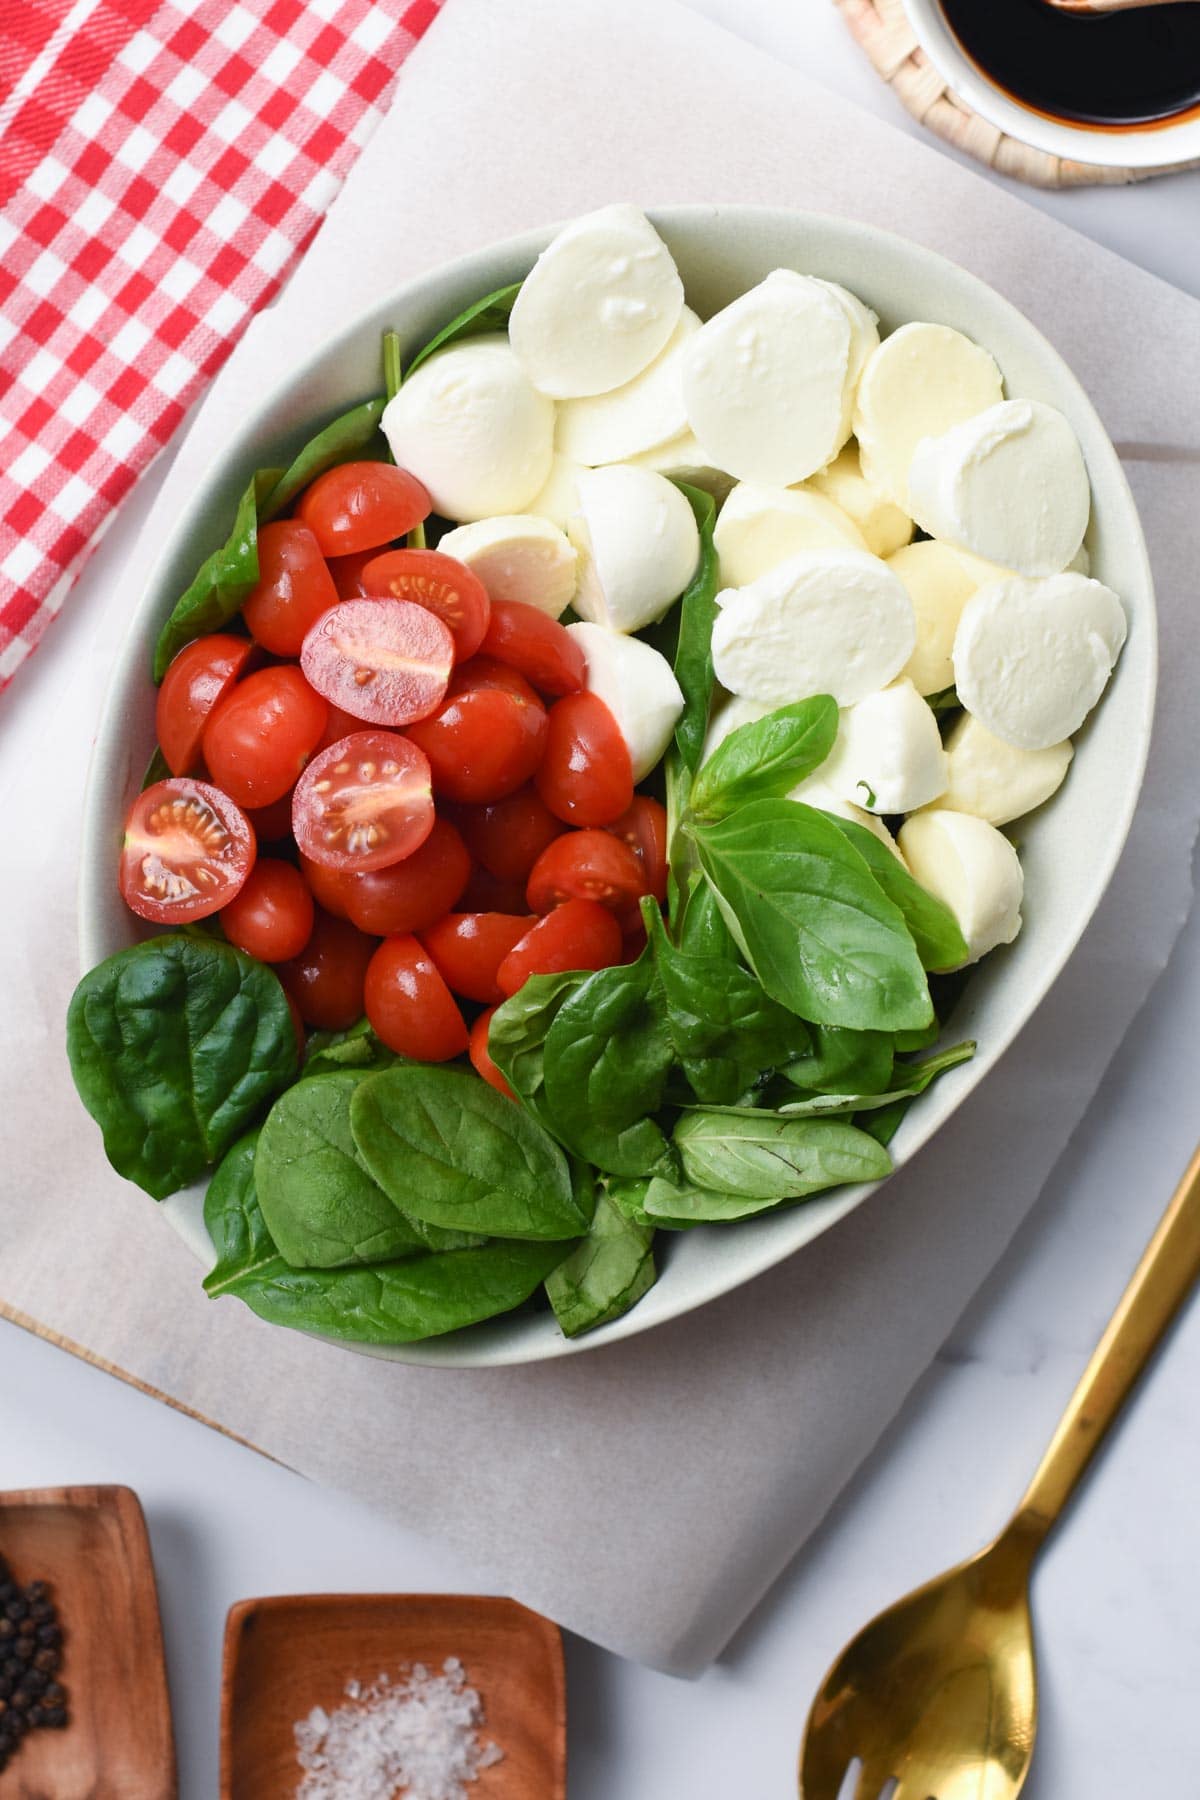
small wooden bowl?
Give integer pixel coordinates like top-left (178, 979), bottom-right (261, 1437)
top-left (221, 1593), bottom-right (566, 1799)
top-left (0, 1485), bottom-right (176, 1798)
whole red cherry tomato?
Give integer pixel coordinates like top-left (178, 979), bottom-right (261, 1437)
top-left (535, 692), bottom-right (632, 826)
top-left (361, 548), bottom-right (491, 661)
top-left (202, 665), bottom-right (329, 808)
top-left (326, 548), bottom-right (377, 599)
top-left (364, 935), bottom-right (469, 1061)
top-left (478, 600), bottom-right (585, 696)
top-left (220, 858), bottom-right (314, 962)
top-left (300, 819), bottom-right (471, 936)
top-left (295, 461), bottom-right (430, 556)
top-left (421, 911), bottom-right (537, 1005)
top-left (406, 663), bottom-right (547, 805)
top-left (455, 785), bottom-right (565, 883)
top-left (155, 634), bottom-right (257, 776)
top-left (119, 778), bottom-right (255, 925)
top-left (242, 521), bottom-right (339, 657)
top-left (494, 899), bottom-right (623, 997)
top-left (279, 909), bottom-right (376, 1031)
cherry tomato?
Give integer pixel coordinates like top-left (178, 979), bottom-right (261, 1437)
top-left (246, 786), bottom-right (296, 843)
top-left (456, 785), bottom-right (565, 882)
top-left (526, 828), bottom-right (646, 916)
top-left (119, 778), bottom-right (255, 925)
top-left (479, 600), bottom-right (585, 697)
top-left (451, 655), bottom-right (541, 700)
top-left (361, 548), bottom-right (491, 661)
top-left (469, 1006), bottom-right (515, 1100)
top-left (301, 819), bottom-right (471, 936)
top-left (406, 664), bottom-right (547, 805)
top-left (621, 923), bottom-right (649, 964)
top-left (220, 858), bottom-right (314, 962)
top-left (421, 911), bottom-right (537, 1005)
top-left (202, 665), bottom-right (328, 808)
top-left (327, 548), bottom-right (377, 599)
top-left (241, 521), bottom-right (339, 657)
top-left (155, 634), bottom-right (257, 776)
top-left (298, 853), bottom-right (351, 918)
top-left (279, 909), bottom-right (376, 1031)
top-left (284, 988), bottom-right (306, 1055)
top-left (535, 692), bottom-right (633, 826)
top-left (605, 796), bottom-right (669, 904)
top-left (292, 730), bottom-right (434, 874)
top-left (495, 898), bottom-right (623, 997)
top-left (295, 461), bottom-right (430, 557)
top-left (364, 935), bottom-right (469, 1061)
top-left (459, 865), bottom-right (534, 915)
top-left (300, 597), bottom-right (454, 728)
top-left (315, 702), bottom-right (367, 753)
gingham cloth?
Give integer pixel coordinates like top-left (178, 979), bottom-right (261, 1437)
top-left (0, 0), bottom-right (441, 691)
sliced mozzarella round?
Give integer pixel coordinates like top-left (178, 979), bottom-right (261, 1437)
top-left (931, 713), bottom-right (1073, 826)
top-left (802, 444), bottom-right (913, 559)
top-left (712, 482), bottom-right (866, 588)
top-left (897, 810), bottom-right (1023, 966)
top-left (682, 270), bottom-right (853, 485)
top-left (568, 464), bottom-right (700, 634)
top-left (701, 691), bottom-right (768, 764)
top-left (953, 572), bottom-right (1126, 750)
top-left (523, 454), bottom-right (585, 530)
top-left (821, 679), bottom-right (947, 814)
top-left (555, 308), bottom-right (699, 464)
top-left (789, 775), bottom-right (905, 861)
top-left (566, 621), bottom-right (684, 781)
top-left (853, 322), bottom-right (1004, 509)
top-left (812, 279), bottom-right (880, 443)
top-left (508, 204), bottom-right (684, 399)
top-left (381, 334), bottom-right (554, 523)
top-left (908, 399), bottom-right (1090, 577)
top-left (710, 549), bottom-right (916, 709)
top-left (626, 431), bottom-right (735, 503)
top-left (887, 540), bottom-right (979, 696)
top-left (436, 516), bottom-right (577, 619)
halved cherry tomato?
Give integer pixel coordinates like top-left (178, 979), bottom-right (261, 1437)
top-left (495, 898), bottom-right (623, 997)
top-left (301, 819), bottom-right (471, 936)
top-left (246, 786), bottom-right (297, 843)
top-left (456, 785), bottom-right (565, 883)
top-left (155, 634), bottom-right (257, 776)
top-left (300, 597), bottom-right (454, 728)
top-left (241, 521), bottom-right (339, 657)
top-left (284, 988), bottom-right (306, 1055)
top-left (119, 778), bottom-right (255, 924)
top-left (279, 909), bottom-right (377, 1031)
top-left (479, 600), bottom-right (585, 697)
top-left (535, 691), bottom-right (633, 827)
top-left (295, 461), bottom-right (430, 556)
top-left (469, 1006), bottom-right (515, 1100)
top-left (220, 858), bottom-right (314, 962)
top-left (450, 655), bottom-right (541, 701)
top-left (421, 911), bottom-right (537, 1005)
top-left (364, 935), bottom-right (469, 1061)
top-left (526, 829), bottom-right (646, 916)
top-left (605, 795), bottom-right (669, 904)
top-left (406, 665), bottom-right (547, 805)
top-left (459, 865), bottom-right (534, 915)
top-left (202, 665), bottom-right (329, 808)
top-left (361, 548), bottom-right (491, 661)
top-left (327, 548), bottom-right (377, 599)
top-left (292, 730), bottom-right (434, 874)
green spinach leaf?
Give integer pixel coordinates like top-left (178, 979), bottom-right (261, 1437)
top-left (544, 1188), bottom-right (657, 1338)
top-left (203, 1129), bottom-right (277, 1295)
top-left (779, 1023), bottom-right (895, 1097)
top-left (643, 1174), bottom-right (788, 1225)
top-left (688, 697), bottom-right (838, 822)
top-left (152, 469), bottom-right (280, 679)
top-left (858, 1098), bottom-right (912, 1147)
top-left (302, 1018), bottom-right (398, 1079)
top-left (669, 482), bottom-right (720, 773)
top-left (777, 1040), bottom-right (975, 1116)
top-left (404, 282), bottom-right (522, 379)
top-left (141, 746), bottom-right (171, 790)
top-left (673, 1109), bottom-right (891, 1200)
top-left (819, 813), bottom-right (967, 971)
top-left (487, 970), bottom-right (586, 1134)
top-left (260, 397), bottom-right (388, 522)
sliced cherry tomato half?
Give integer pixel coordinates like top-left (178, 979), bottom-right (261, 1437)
top-left (202, 665), bottom-right (329, 809)
top-left (279, 909), bottom-right (377, 1032)
top-left (364, 935), bottom-right (469, 1061)
top-left (361, 548), bottom-right (491, 662)
top-left (469, 1006), bottom-right (515, 1100)
top-left (220, 858), bottom-right (314, 962)
top-left (459, 865), bottom-right (534, 916)
top-left (406, 671), bottom-right (547, 806)
top-left (479, 600), bottom-right (585, 697)
top-left (605, 795), bottom-right (669, 904)
top-left (327, 548), bottom-right (377, 599)
top-left (301, 818), bottom-right (471, 936)
top-left (455, 784), bottom-right (565, 883)
top-left (300, 597), bottom-right (454, 728)
top-left (119, 778), bottom-right (255, 925)
top-left (526, 828), bottom-right (646, 916)
top-left (495, 898), bottom-right (623, 998)
top-left (295, 460), bottom-right (430, 557)
top-left (535, 691), bottom-right (633, 827)
top-left (292, 730), bottom-right (434, 874)
top-left (420, 911), bottom-right (537, 1005)
top-left (242, 521), bottom-right (339, 658)
top-left (155, 633), bottom-right (257, 776)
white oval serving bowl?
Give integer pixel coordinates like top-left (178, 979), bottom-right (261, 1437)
top-left (79, 206), bottom-right (1156, 1367)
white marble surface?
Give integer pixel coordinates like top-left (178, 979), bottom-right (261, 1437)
top-left (5, 5), bottom-right (1200, 1794)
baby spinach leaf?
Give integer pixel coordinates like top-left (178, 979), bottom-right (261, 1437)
top-left (689, 800), bottom-right (933, 1033)
top-left (669, 482), bottom-right (720, 773)
top-left (302, 1019), bottom-right (399, 1079)
top-left (544, 1188), bottom-right (657, 1338)
top-left (487, 970), bottom-right (586, 1135)
top-left (540, 953), bottom-right (673, 1176)
top-left (260, 397), bottom-right (388, 522)
top-left (141, 746), bottom-right (171, 790)
top-left (67, 935), bottom-right (299, 1200)
top-left (776, 1040), bottom-right (975, 1116)
top-left (152, 468), bottom-right (281, 679)
top-left (688, 697), bottom-right (839, 822)
top-left (350, 1064), bottom-right (587, 1240)
top-left (673, 1110), bottom-right (892, 1201)
top-left (203, 1129), bottom-right (277, 1295)
top-left (779, 1023), bottom-right (895, 1097)
top-left (404, 281), bottom-right (522, 379)
top-left (643, 1174), bottom-right (787, 1225)
top-left (859, 1098), bottom-right (912, 1147)
top-left (820, 813), bottom-right (967, 971)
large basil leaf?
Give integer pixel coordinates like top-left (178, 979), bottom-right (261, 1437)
top-left (820, 813), bottom-right (968, 972)
top-left (540, 953), bottom-right (673, 1176)
top-left (676, 874), bottom-right (739, 961)
top-left (689, 799), bottom-right (933, 1032)
top-left (260, 396), bottom-right (388, 522)
top-left (152, 468), bottom-right (280, 679)
top-left (487, 970), bottom-right (586, 1135)
top-left (688, 697), bottom-right (839, 823)
top-left (673, 1110), bottom-right (891, 1200)
top-left (203, 1129), bottom-right (277, 1295)
top-left (404, 282), bottom-right (522, 379)
top-left (545, 1188), bottom-right (657, 1338)
top-left (668, 482), bottom-right (720, 773)
top-left (67, 936), bottom-right (298, 1200)
top-left (350, 1064), bottom-right (587, 1240)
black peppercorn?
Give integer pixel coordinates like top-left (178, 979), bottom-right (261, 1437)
top-left (42, 1707), bottom-right (67, 1729)
top-left (36, 1624), bottom-right (61, 1646)
top-left (4, 1600), bottom-right (26, 1623)
top-left (32, 1648), bottom-right (58, 1674)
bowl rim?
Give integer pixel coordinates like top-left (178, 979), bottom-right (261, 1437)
top-left (78, 202), bottom-right (1157, 1367)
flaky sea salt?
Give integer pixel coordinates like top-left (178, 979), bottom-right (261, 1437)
top-left (293, 1659), bottom-right (503, 1800)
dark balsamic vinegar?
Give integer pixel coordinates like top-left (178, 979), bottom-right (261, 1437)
top-left (939, 0), bottom-right (1200, 127)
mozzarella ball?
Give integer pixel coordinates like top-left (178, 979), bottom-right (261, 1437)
top-left (898, 810), bottom-right (1024, 965)
top-left (853, 322), bottom-right (1004, 509)
top-left (812, 278), bottom-right (880, 444)
top-left (555, 308), bottom-right (699, 464)
top-left (382, 335), bottom-right (554, 522)
top-left (713, 482), bottom-right (866, 588)
top-left (821, 679), bottom-right (947, 814)
top-left (436, 516), bottom-right (577, 619)
top-left (626, 431), bottom-right (735, 503)
top-left (802, 444), bottom-right (913, 559)
top-left (567, 622), bottom-right (684, 781)
top-left (887, 540), bottom-right (979, 696)
top-left (568, 464), bottom-right (700, 633)
top-left (932, 713), bottom-right (1073, 826)
top-left (523, 454), bottom-right (585, 530)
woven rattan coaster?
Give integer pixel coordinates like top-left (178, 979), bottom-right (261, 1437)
top-left (836, 0), bottom-right (1200, 187)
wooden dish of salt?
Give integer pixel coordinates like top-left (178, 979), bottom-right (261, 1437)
top-left (220, 1594), bottom-right (565, 1798)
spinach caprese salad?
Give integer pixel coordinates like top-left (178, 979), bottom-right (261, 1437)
top-left (67, 206), bottom-right (1128, 1346)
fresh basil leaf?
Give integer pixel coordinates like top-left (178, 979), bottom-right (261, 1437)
top-left (673, 1109), bottom-right (892, 1200)
top-left (203, 1129), bottom-right (277, 1295)
top-left (819, 812), bottom-right (968, 972)
top-left (67, 935), bottom-right (298, 1200)
top-left (676, 874), bottom-right (739, 961)
top-left (302, 1018), bottom-right (398, 1079)
top-left (779, 1023), bottom-right (894, 1097)
top-left (152, 469), bottom-right (281, 680)
top-left (690, 799), bottom-right (934, 1032)
top-left (669, 482), bottom-right (720, 773)
top-left (141, 746), bottom-right (172, 790)
top-left (404, 281), bottom-right (522, 379)
top-left (383, 329), bottom-right (403, 402)
top-left (350, 1064), bottom-right (587, 1240)
top-left (260, 398), bottom-right (388, 522)
top-left (487, 970), bottom-right (586, 1135)
top-left (688, 697), bottom-right (839, 822)
top-left (545, 1188), bottom-right (657, 1338)
top-left (643, 1174), bottom-right (786, 1225)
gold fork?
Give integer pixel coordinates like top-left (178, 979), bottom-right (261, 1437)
top-left (799, 1142), bottom-right (1200, 1800)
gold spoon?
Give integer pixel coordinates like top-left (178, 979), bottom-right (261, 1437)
top-left (799, 1140), bottom-right (1200, 1800)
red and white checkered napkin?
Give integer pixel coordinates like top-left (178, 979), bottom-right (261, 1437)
top-left (0, 0), bottom-right (441, 691)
